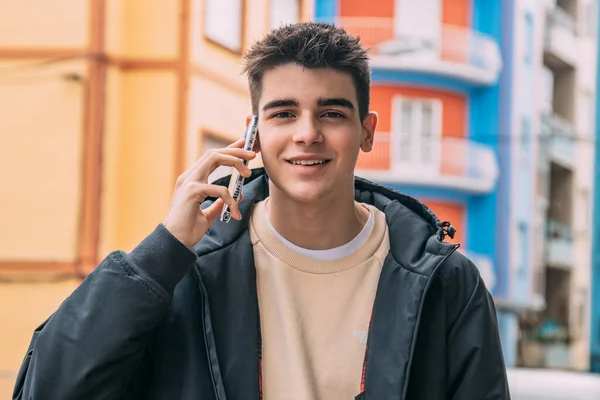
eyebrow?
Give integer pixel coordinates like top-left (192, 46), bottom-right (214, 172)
top-left (262, 97), bottom-right (355, 112)
top-left (317, 97), bottom-right (355, 110)
top-left (262, 98), bottom-right (299, 112)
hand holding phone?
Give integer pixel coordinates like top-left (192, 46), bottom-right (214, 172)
top-left (163, 129), bottom-right (256, 247)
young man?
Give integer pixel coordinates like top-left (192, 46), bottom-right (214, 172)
top-left (14, 23), bottom-right (510, 399)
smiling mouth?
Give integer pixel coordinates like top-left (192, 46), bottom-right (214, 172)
top-left (287, 160), bottom-right (331, 166)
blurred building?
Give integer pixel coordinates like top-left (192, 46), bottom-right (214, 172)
top-left (0, 0), bottom-right (305, 396)
top-left (316, 0), bottom-right (599, 370)
top-left (522, 0), bottom-right (598, 372)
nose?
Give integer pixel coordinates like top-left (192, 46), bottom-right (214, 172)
top-left (292, 114), bottom-right (323, 146)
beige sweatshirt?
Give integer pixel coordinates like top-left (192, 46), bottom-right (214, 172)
top-left (249, 200), bottom-right (390, 400)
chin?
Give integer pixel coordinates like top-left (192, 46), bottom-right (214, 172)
top-left (270, 180), bottom-right (334, 204)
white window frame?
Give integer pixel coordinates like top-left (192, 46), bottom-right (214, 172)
top-left (204, 0), bottom-right (243, 52)
top-left (394, 0), bottom-right (441, 59)
top-left (391, 96), bottom-right (442, 174)
top-left (269, 0), bottom-right (300, 30)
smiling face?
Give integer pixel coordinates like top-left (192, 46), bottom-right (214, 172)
top-left (255, 63), bottom-right (377, 205)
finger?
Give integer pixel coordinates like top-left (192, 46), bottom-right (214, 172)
top-left (209, 193), bottom-right (245, 222)
top-left (205, 197), bottom-right (243, 223)
top-left (204, 198), bottom-right (226, 224)
top-left (176, 137), bottom-right (248, 187)
top-left (180, 148), bottom-right (251, 184)
top-left (227, 137), bottom-right (246, 148)
top-left (179, 148), bottom-right (255, 186)
top-left (188, 152), bottom-right (255, 184)
top-left (186, 183), bottom-right (241, 220)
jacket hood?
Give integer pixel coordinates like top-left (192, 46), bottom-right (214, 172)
top-left (195, 168), bottom-right (458, 275)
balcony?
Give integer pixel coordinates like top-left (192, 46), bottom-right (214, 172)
top-left (355, 133), bottom-right (499, 194)
top-left (544, 6), bottom-right (577, 70)
top-left (541, 111), bottom-right (575, 167)
top-left (545, 219), bottom-right (574, 269)
top-left (331, 17), bottom-right (502, 86)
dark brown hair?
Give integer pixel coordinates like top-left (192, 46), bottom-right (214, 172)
top-left (243, 22), bottom-right (371, 120)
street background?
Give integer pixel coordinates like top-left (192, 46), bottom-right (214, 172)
top-left (2, 0), bottom-right (600, 397)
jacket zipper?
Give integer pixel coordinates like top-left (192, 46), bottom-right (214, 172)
top-left (195, 268), bottom-right (223, 400)
top-left (399, 244), bottom-right (460, 400)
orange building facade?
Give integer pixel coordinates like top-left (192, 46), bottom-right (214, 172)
top-left (329, 0), bottom-right (488, 249)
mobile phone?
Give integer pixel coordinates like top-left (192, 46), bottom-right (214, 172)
top-left (220, 115), bottom-right (259, 223)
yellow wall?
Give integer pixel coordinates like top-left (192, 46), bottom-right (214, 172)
top-left (99, 67), bottom-right (124, 257)
top-left (0, 0), bottom-right (88, 47)
top-left (0, 0), bottom-right (91, 392)
top-left (105, 0), bottom-right (126, 56)
top-left (104, 71), bottom-right (179, 254)
top-left (105, 0), bottom-right (180, 58)
top-left (0, 60), bottom-right (86, 261)
top-left (121, 0), bottom-right (180, 58)
top-left (190, 76), bottom-right (251, 146)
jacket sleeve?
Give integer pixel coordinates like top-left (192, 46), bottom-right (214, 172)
top-left (12, 224), bottom-right (198, 400)
top-left (444, 254), bottom-right (511, 400)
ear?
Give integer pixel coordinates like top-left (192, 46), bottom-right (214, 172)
top-left (360, 111), bottom-right (378, 153)
top-left (246, 113), bottom-right (261, 152)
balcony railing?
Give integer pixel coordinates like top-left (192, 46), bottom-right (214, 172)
top-left (545, 219), bottom-right (574, 269)
top-left (541, 111), bottom-right (575, 166)
top-left (329, 17), bottom-right (502, 85)
top-left (544, 6), bottom-right (578, 68)
top-left (355, 133), bottom-right (499, 193)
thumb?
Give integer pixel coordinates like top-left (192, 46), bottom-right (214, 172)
top-left (204, 198), bottom-right (226, 224)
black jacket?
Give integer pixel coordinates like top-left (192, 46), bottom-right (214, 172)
top-left (14, 169), bottom-right (510, 400)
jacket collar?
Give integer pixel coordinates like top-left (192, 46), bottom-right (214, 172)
top-left (194, 168), bottom-right (456, 271)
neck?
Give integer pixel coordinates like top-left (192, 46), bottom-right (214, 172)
top-left (266, 185), bottom-right (369, 250)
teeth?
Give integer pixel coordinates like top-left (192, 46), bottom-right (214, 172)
top-left (291, 160), bottom-right (327, 165)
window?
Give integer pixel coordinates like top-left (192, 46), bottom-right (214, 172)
top-left (205, 0), bottom-right (243, 52)
top-left (541, 67), bottom-right (554, 113)
top-left (520, 117), bottom-right (531, 166)
top-left (518, 221), bottom-right (529, 278)
top-left (520, 118), bottom-right (531, 148)
top-left (392, 97), bottom-right (442, 172)
top-left (394, 0), bottom-right (440, 44)
top-left (201, 133), bottom-right (233, 183)
top-left (269, 0), bottom-right (299, 29)
top-left (524, 12), bottom-right (534, 64)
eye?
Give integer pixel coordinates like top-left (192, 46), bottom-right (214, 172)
top-left (272, 111), bottom-right (295, 118)
top-left (322, 111), bottom-right (345, 118)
